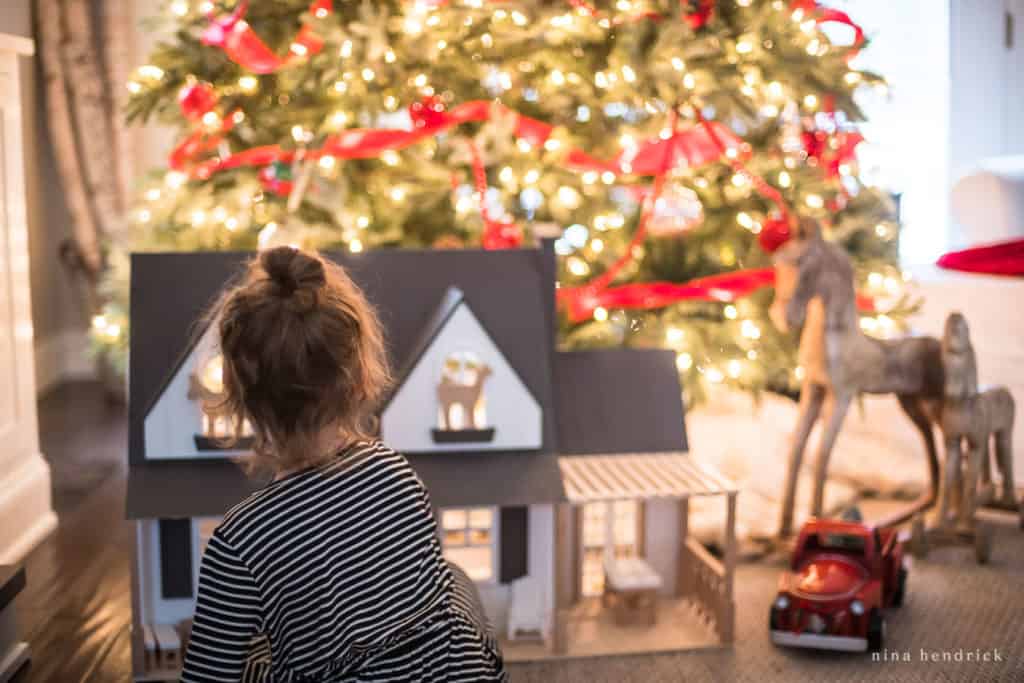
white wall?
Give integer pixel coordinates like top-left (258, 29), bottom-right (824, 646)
top-left (829, 0), bottom-right (951, 264)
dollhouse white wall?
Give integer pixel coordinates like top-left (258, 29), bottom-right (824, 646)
top-left (144, 325), bottom-right (248, 460)
top-left (381, 302), bottom-right (542, 453)
top-left (643, 500), bottom-right (682, 597)
top-left (135, 519), bottom-right (204, 626)
top-left (474, 504), bottom-right (555, 641)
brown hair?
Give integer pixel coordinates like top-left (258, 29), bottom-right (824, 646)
top-left (211, 246), bottom-right (391, 474)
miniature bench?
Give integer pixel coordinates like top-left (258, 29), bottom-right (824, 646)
top-left (602, 556), bottom-right (663, 627)
top-left (0, 565), bottom-right (29, 683)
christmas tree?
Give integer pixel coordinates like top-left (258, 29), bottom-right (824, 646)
top-left (96, 0), bottom-right (915, 402)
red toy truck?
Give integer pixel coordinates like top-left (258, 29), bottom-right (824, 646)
top-left (770, 517), bottom-right (907, 653)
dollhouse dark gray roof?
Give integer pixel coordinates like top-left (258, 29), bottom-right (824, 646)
top-left (126, 246), bottom-right (689, 519)
top-left (554, 348), bottom-right (687, 455)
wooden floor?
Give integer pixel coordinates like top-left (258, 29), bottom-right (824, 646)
top-left (10, 382), bottom-right (1024, 682)
top-left (13, 382), bottom-right (132, 683)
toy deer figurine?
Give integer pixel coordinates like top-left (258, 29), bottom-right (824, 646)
top-left (438, 356), bottom-right (493, 431)
top-left (939, 312), bottom-right (1018, 528)
top-left (770, 217), bottom-right (945, 537)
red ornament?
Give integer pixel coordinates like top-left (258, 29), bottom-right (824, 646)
top-left (481, 219), bottom-right (523, 250)
top-left (758, 217), bottom-right (792, 253)
top-left (258, 161), bottom-right (294, 197)
top-left (683, 0), bottom-right (715, 29)
top-left (409, 96), bottom-right (448, 130)
top-left (178, 81), bottom-right (218, 120)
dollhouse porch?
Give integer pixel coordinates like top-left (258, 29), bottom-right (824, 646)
top-left (523, 452), bottom-right (738, 660)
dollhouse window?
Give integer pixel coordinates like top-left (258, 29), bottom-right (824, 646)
top-left (580, 500), bottom-right (641, 597)
top-left (440, 507), bottom-right (498, 582)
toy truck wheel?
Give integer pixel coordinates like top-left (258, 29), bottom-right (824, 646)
top-left (867, 610), bottom-right (886, 653)
top-left (974, 523), bottom-right (993, 564)
top-left (910, 515), bottom-right (927, 559)
top-left (891, 566), bottom-right (907, 608)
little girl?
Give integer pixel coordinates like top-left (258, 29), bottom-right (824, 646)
top-left (181, 247), bottom-right (507, 682)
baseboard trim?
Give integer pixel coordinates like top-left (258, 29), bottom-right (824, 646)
top-left (0, 456), bottom-right (58, 565)
top-left (34, 329), bottom-right (95, 396)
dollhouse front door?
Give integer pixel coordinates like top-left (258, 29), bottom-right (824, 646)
top-left (579, 501), bottom-right (642, 598)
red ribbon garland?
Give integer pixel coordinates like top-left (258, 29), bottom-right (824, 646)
top-left (790, 0), bottom-right (865, 55)
top-left (200, 0), bottom-right (332, 74)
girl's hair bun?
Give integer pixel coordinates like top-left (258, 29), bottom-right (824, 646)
top-left (260, 246), bottom-right (326, 296)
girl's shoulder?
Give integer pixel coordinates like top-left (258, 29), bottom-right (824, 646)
top-left (217, 441), bottom-right (419, 535)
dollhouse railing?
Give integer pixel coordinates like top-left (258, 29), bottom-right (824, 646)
top-left (677, 534), bottom-right (735, 643)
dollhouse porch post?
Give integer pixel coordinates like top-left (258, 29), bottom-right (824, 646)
top-left (552, 502), bottom-right (574, 655)
top-left (674, 496), bottom-right (690, 598)
top-left (720, 492), bottom-right (737, 643)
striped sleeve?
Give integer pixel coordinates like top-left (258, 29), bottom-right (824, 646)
top-left (181, 531), bottom-right (262, 682)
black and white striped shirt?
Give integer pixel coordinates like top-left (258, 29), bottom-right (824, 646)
top-left (181, 441), bottom-right (506, 682)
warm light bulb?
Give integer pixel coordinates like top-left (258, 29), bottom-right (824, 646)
top-left (727, 360), bottom-right (742, 378)
top-left (390, 187), bottom-right (406, 202)
top-left (165, 171), bottom-right (187, 189)
top-left (138, 65), bottom-right (164, 80)
top-left (170, 0), bottom-right (188, 16)
top-left (621, 65), bottom-right (637, 83)
top-left (238, 75), bottom-right (258, 93)
top-left (202, 111), bottom-right (221, 128)
top-left (349, 239), bottom-right (364, 253)
top-left (318, 155), bottom-right (336, 170)
top-left (676, 353), bottom-right (693, 371)
top-left (361, 68), bottom-right (376, 82)
top-left (666, 327), bottom-right (684, 344)
top-left (724, 305), bottom-right (738, 320)
top-left (778, 170), bottom-right (792, 188)
top-left (805, 194), bottom-right (824, 209)
top-left (568, 257), bottom-right (590, 276)
top-left (593, 306), bottom-right (609, 322)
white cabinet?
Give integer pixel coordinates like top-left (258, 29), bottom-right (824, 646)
top-left (0, 33), bottom-right (56, 564)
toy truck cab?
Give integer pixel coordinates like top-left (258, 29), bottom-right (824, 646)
top-left (770, 518), bottom-right (907, 653)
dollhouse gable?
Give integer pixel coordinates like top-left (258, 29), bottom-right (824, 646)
top-left (381, 287), bottom-right (543, 453)
top-left (143, 321), bottom-right (251, 461)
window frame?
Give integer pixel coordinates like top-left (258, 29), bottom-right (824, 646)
top-left (439, 505), bottom-right (500, 585)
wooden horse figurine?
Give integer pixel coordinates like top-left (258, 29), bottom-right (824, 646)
top-left (939, 312), bottom-right (1018, 528)
top-left (770, 217), bottom-right (945, 537)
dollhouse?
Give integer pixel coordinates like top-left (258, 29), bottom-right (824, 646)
top-left (126, 245), bottom-right (737, 679)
